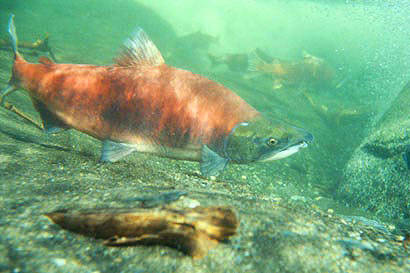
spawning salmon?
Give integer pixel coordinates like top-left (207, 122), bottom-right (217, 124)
top-left (1, 15), bottom-right (313, 176)
top-left (249, 50), bottom-right (337, 90)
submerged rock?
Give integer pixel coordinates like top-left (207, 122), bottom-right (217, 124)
top-left (339, 81), bottom-right (410, 220)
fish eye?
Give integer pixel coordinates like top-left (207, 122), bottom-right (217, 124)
top-left (267, 137), bottom-right (278, 146)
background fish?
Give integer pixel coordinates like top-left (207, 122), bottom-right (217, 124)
top-left (249, 50), bottom-right (337, 90)
top-left (1, 15), bottom-right (312, 177)
top-left (208, 53), bottom-right (249, 72)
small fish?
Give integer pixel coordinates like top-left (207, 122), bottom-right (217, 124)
top-left (0, 33), bottom-right (56, 61)
top-left (249, 50), bottom-right (336, 90)
top-left (174, 31), bottom-right (218, 51)
top-left (404, 145), bottom-right (410, 170)
top-left (208, 53), bottom-right (249, 72)
top-left (1, 15), bottom-right (312, 176)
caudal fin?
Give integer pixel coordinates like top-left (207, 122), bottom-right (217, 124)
top-left (248, 51), bottom-right (265, 72)
top-left (8, 14), bottom-right (19, 58)
top-left (1, 15), bottom-right (20, 104)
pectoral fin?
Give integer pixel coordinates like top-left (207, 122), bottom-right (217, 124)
top-left (200, 145), bottom-right (229, 177)
top-left (101, 140), bottom-right (136, 162)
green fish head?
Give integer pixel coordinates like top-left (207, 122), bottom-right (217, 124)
top-left (224, 117), bottom-right (313, 164)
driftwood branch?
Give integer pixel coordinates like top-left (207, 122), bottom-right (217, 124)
top-left (46, 205), bottom-right (239, 259)
top-left (1, 101), bottom-right (43, 130)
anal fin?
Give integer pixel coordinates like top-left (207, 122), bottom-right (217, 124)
top-left (101, 140), bottom-right (136, 162)
top-left (200, 145), bottom-right (229, 177)
top-left (31, 98), bottom-right (69, 134)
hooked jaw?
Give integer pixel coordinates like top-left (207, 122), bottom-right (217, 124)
top-left (258, 130), bottom-right (313, 162)
top-left (223, 117), bottom-right (314, 164)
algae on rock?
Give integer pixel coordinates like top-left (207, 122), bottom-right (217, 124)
top-left (339, 81), bottom-right (410, 220)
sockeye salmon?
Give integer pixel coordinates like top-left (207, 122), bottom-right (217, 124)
top-left (1, 15), bottom-right (313, 176)
top-left (249, 51), bottom-right (337, 90)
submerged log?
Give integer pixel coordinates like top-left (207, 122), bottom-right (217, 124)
top-left (45, 206), bottom-right (238, 259)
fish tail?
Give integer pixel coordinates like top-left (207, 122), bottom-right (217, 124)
top-left (248, 51), bottom-right (265, 72)
top-left (1, 15), bottom-right (21, 104)
top-left (7, 14), bottom-right (21, 60)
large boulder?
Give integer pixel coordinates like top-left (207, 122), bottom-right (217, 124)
top-left (339, 82), bottom-right (410, 220)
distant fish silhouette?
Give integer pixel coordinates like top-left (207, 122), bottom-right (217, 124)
top-left (249, 50), bottom-right (337, 90)
top-left (208, 53), bottom-right (249, 72)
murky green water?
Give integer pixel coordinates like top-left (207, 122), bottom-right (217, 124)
top-left (0, 1), bottom-right (409, 272)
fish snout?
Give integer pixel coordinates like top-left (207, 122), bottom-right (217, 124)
top-left (292, 126), bottom-right (313, 146)
top-left (303, 131), bottom-right (314, 144)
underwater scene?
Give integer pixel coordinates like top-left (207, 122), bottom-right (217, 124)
top-left (0, 0), bottom-right (409, 272)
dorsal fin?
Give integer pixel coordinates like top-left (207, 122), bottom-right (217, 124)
top-left (115, 27), bottom-right (164, 67)
top-left (38, 56), bottom-right (55, 65)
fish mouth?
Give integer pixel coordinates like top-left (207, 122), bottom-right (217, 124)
top-left (258, 131), bottom-right (313, 162)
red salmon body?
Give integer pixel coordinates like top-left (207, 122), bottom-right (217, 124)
top-left (8, 25), bottom-right (260, 163)
top-left (15, 59), bottom-right (258, 147)
top-left (3, 16), bottom-right (312, 176)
